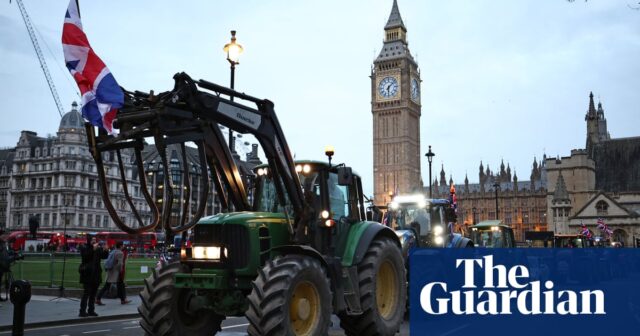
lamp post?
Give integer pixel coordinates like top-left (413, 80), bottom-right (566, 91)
top-left (425, 145), bottom-right (435, 198)
top-left (223, 30), bottom-right (243, 153)
top-left (493, 181), bottom-right (500, 220)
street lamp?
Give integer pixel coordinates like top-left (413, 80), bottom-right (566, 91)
top-left (493, 181), bottom-right (500, 220)
top-left (223, 30), bottom-right (244, 152)
top-left (425, 145), bottom-right (435, 198)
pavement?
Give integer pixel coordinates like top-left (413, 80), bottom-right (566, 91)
top-left (0, 291), bottom-right (141, 332)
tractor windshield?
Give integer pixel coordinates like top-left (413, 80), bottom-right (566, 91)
top-left (254, 170), bottom-right (320, 214)
top-left (394, 205), bottom-right (431, 236)
top-left (472, 229), bottom-right (504, 248)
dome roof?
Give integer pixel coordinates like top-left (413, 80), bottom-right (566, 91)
top-left (59, 102), bottom-right (84, 130)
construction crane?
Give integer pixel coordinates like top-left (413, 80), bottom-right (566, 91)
top-left (13, 0), bottom-right (65, 117)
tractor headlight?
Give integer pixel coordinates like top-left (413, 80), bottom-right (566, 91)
top-left (433, 225), bottom-right (444, 235)
top-left (192, 246), bottom-right (226, 259)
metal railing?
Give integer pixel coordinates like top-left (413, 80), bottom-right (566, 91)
top-left (10, 252), bottom-right (160, 288)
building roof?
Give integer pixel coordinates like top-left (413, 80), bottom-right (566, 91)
top-left (59, 102), bottom-right (84, 131)
top-left (385, 0), bottom-right (406, 30)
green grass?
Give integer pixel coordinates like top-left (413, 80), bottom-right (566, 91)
top-left (9, 253), bottom-right (160, 288)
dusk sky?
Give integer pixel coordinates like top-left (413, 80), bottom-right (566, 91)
top-left (1, 0), bottom-right (638, 196)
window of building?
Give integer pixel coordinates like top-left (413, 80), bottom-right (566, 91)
top-left (79, 195), bottom-right (85, 207)
top-left (65, 175), bottom-right (74, 187)
top-left (29, 196), bottom-right (35, 207)
top-left (52, 213), bottom-right (57, 227)
top-left (78, 214), bottom-right (84, 227)
top-left (43, 213), bottom-right (49, 226)
top-left (102, 216), bottom-right (109, 228)
top-left (596, 200), bottom-right (609, 216)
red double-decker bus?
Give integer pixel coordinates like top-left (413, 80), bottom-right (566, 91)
top-left (93, 231), bottom-right (160, 251)
top-left (0, 231), bottom-right (66, 251)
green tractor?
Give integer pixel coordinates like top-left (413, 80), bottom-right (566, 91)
top-left (87, 73), bottom-right (406, 335)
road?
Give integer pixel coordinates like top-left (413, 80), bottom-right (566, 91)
top-left (0, 316), bottom-right (412, 336)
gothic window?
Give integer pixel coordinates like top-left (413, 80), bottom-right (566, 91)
top-left (596, 200), bottom-right (608, 216)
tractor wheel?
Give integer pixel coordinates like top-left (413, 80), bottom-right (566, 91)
top-left (339, 237), bottom-right (406, 336)
top-left (246, 255), bottom-right (332, 336)
top-left (138, 260), bottom-right (224, 336)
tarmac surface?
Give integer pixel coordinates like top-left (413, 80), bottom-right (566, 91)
top-left (0, 294), bottom-right (140, 331)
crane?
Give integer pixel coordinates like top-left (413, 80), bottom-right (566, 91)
top-left (13, 0), bottom-right (65, 117)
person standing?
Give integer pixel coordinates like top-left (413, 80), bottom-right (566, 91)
top-left (78, 235), bottom-right (108, 317)
top-left (96, 242), bottom-right (131, 305)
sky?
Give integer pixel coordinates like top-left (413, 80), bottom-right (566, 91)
top-left (1, 0), bottom-right (639, 197)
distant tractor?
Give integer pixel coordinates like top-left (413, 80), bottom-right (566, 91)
top-left (469, 220), bottom-right (516, 248)
top-left (385, 194), bottom-right (474, 257)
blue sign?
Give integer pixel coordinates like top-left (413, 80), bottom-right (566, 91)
top-left (409, 249), bottom-right (640, 336)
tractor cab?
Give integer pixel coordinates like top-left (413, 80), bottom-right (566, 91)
top-left (469, 220), bottom-right (516, 248)
top-left (385, 195), bottom-right (473, 254)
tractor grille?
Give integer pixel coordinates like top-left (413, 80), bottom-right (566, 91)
top-left (192, 224), bottom-right (249, 268)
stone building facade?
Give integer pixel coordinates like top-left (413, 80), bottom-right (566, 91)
top-left (432, 158), bottom-right (548, 242)
top-left (3, 103), bottom-right (263, 236)
top-left (372, 0), bottom-right (422, 206)
top-left (7, 103), bottom-right (149, 234)
top-left (546, 93), bottom-right (640, 246)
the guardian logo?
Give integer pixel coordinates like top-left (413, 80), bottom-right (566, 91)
top-left (420, 256), bottom-right (605, 315)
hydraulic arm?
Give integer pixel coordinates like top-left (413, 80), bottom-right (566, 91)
top-left (86, 72), bottom-right (309, 240)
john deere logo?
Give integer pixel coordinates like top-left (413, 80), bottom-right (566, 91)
top-left (420, 256), bottom-right (605, 315)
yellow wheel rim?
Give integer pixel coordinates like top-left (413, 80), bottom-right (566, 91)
top-left (289, 281), bottom-right (320, 336)
top-left (376, 259), bottom-right (399, 319)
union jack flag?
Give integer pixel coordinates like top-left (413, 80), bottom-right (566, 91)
top-left (62, 0), bottom-right (123, 134)
top-left (597, 217), bottom-right (613, 239)
top-left (580, 222), bottom-right (592, 240)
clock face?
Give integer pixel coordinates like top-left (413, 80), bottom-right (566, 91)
top-left (411, 78), bottom-right (420, 101)
top-left (378, 76), bottom-right (399, 99)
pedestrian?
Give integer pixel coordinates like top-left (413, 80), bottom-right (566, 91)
top-left (96, 241), bottom-right (131, 305)
top-left (78, 234), bottom-right (108, 317)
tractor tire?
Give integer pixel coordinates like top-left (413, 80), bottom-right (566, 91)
top-left (138, 260), bottom-right (224, 336)
top-left (339, 237), bottom-right (406, 336)
top-left (246, 255), bottom-right (332, 336)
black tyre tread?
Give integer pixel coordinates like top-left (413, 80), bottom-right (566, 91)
top-left (138, 260), bottom-right (224, 336)
top-left (339, 238), bottom-right (407, 336)
top-left (246, 255), bottom-right (332, 336)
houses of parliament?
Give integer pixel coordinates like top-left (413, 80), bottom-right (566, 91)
top-left (371, 1), bottom-right (640, 245)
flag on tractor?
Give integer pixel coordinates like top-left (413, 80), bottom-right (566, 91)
top-left (62, 0), bottom-right (124, 134)
top-left (597, 218), bottom-right (613, 239)
top-left (580, 222), bottom-right (592, 240)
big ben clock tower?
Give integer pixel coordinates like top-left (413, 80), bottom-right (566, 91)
top-left (372, 0), bottom-right (422, 206)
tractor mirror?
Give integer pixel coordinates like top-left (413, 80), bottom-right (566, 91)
top-left (337, 167), bottom-right (353, 186)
